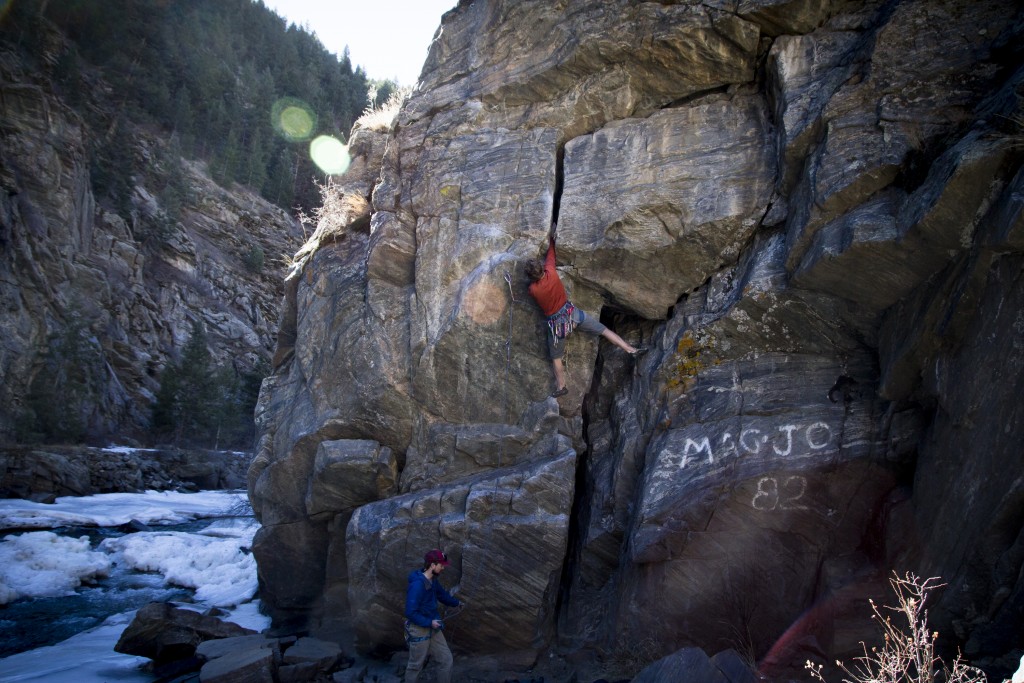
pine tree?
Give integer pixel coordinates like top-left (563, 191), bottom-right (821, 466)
top-left (22, 309), bottom-right (104, 443)
top-left (211, 125), bottom-right (242, 187)
top-left (151, 321), bottom-right (263, 448)
top-left (171, 86), bottom-right (194, 138)
top-left (152, 321), bottom-right (219, 446)
top-left (90, 113), bottom-right (136, 218)
top-left (264, 144), bottom-right (297, 208)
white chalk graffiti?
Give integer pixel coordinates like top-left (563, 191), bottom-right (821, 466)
top-left (661, 421), bottom-right (835, 513)
top-left (751, 475), bottom-right (809, 511)
top-left (680, 437), bottom-right (713, 469)
top-left (676, 422), bottom-right (833, 469)
top-left (805, 422), bottom-right (831, 450)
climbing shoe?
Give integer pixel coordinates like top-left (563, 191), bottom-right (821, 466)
top-left (630, 347), bottom-right (648, 357)
top-left (550, 387), bottom-right (569, 398)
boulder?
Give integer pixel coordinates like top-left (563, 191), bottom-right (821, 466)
top-left (282, 636), bottom-right (343, 670)
top-left (195, 634), bottom-right (278, 661)
top-left (277, 662), bottom-right (320, 683)
top-left (766, 18), bottom-right (868, 194)
top-left (782, 0), bottom-right (1012, 270)
top-left (792, 134), bottom-right (1014, 318)
top-left (400, 400), bottom-right (563, 493)
top-left (346, 450), bottom-right (576, 662)
top-left (123, 623), bottom-right (355, 683)
top-left (736, 0), bottom-right (837, 37)
top-left (632, 647), bottom-right (756, 683)
top-left (306, 439), bottom-right (398, 517)
top-left (250, 520), bottom-right (330, 632)
top-left (115, 602), bottom-right (256, 665)
top-left (332, 664), bottom-right (368, 683)
top-left (414, 2), bottom-right (760, 138)
top-left (198, 647), bottom-right (274, 683)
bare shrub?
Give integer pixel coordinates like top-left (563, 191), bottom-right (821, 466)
top-left (354, 85), bottom-right (413, 132)
top-left (292, 179), bottom-right (369, 263)
top-left (224, 492), bottom-right (254, 517)
top-left (806, 572), bottom-right (988, 683)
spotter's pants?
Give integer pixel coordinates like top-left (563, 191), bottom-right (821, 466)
top-left (404, 623), bottom-right (452, 683)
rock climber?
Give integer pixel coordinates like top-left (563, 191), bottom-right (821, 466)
top-left (525, 224), bottom-right (644, 397)
top-left (404, 549), bottom-right (461, 683)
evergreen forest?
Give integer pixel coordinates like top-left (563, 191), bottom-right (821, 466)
top-left (3, 0), bottom-right (379, 214)
top-left (1, 0), bottom-right (387, 448)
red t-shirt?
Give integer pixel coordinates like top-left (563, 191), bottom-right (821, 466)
top-left (528, 239), bottom-right (567, 317)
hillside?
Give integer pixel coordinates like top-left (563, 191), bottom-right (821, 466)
top-left (0, 1), bottom-right (368, 446)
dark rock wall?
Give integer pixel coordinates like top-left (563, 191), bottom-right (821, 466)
top-left (0, 47), bottom-right (302, 443)
top-left (249, 0), bottom-right (1024, 677)
top-left (0, 445), bottom-right (249, 501)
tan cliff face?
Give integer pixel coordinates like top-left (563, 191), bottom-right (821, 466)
top-left (250, 0), bottom-right (1024, 678)
top-left (0, 52), bottom-right (303, 443)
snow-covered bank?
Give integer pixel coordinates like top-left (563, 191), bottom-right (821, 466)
top-left (0, 490), bottom-right (253, 606)
top-left (0, 612), bottom-right (152, 683)
top-left (0, 490), bottom-right (269, 682)
top-left (0, 532), bottom-right (112, 604)
top-left (0, 489), bottom-right (249, 529)
top-left (101, 518), bottom-right (258, 607)
top-left (0, 603), bottom-right (270, 683)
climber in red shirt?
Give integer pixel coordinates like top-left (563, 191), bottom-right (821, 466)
top-left (525, 226), bottom-right (644, 398)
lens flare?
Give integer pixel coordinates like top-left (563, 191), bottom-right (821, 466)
top-left (309, 135), bottom-right (350, 175)
top-left (271, 97), bottom-right (316, 141)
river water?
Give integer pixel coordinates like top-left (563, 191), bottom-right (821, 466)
top-left (0, 487), bottom-right (262, 675)
top-left (0, 521), bottom-right (211, 658)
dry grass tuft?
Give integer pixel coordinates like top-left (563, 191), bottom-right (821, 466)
top-left (354, 85), bottom-right (413, 133)
top-left (292, 180), bottom-right (369, 264)
top-left (1005, 113), bottom-right (1024, 148)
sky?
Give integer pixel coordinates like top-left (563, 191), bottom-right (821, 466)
top-left (0, 489), bottom-right (268, 682)
top-left (260, 0), bottom-right (458, 86)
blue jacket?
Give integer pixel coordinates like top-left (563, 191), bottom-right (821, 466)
top-left (405, 569), bottom-right (460, 628)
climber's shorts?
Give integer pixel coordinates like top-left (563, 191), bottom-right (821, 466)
top-left (548, 307), bottom-right (605, 360)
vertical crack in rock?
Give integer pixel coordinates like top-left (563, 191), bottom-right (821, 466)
top-left (555, 342), bottom-right (604, 634)
top-left (551, 135), bottom-right (579, 627)
top-left (552, 143), bottom-right (565, 226)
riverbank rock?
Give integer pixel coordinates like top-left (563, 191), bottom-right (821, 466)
top-left (631, 647), bottom-right (757, 683)
top-left (0, 445), bottom-right (249, 500)
top-left (116, 605), bottom-right (357, 682)
top-left (115, 602), bottom-right (257, 665)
